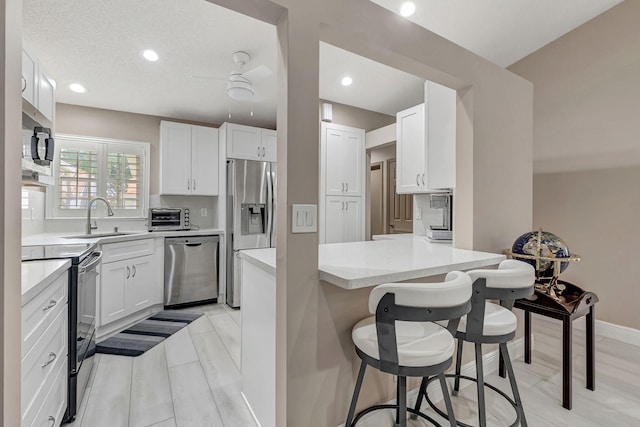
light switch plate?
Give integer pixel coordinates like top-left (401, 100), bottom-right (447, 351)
top-left (292, 204), bottom-right (317, 233)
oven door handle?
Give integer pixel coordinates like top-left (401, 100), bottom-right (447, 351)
top-left (80, 251), bottom-right (103, 273)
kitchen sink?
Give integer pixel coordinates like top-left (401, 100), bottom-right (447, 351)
top-left (63, 232), bottom-right (137, 239)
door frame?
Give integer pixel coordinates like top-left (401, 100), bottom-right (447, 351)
top-left (369, 161), bottom-right (384, 237)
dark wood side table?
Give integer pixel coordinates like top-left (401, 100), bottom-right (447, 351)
top-left (499, 280), bottom-right (599, 410)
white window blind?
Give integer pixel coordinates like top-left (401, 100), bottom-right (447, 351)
top-left (49, 135), bottom-right (149, 218)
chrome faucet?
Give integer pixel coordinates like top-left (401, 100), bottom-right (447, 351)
top-left (86, 197), bottom-right (114, 235)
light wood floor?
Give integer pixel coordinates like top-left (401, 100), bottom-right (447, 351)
top-left (67, 303), bottom-right (255, 427)
top-left (68, 306), bottom-right (640, 427)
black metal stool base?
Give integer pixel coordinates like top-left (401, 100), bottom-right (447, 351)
top-left (418, 374), bottom-right (520, 427)
top-left (350, 404), bottom-right (444, 427)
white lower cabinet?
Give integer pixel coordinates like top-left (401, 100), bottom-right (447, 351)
top-left (323, 196), bottom-right (362, 244)
top-left (21, 268), bottom-right (68, 427)
top-left (98, 239), bottom-right (163, 328)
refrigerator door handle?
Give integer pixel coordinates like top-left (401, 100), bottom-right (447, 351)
top-left (266, 165), bottom-right (274, 247)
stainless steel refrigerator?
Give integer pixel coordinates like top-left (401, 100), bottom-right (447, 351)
top-left (226, 159), bottom-right (276, 308)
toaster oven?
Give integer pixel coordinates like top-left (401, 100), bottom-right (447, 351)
top-left (148, 208), bottom-right (191, 231)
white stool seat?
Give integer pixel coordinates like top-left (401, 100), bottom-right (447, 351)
top-left (352, 316), bottom-right (455, 367)
top-left (458, 302), bottom-right (518, 336)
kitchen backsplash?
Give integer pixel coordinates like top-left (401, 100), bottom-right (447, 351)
top-left (21, 187), bottom-right (220, 237)
top-left (413, 193), bottom-right (453, 236)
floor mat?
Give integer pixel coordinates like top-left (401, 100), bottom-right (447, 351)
top-left (96, 310), bottom-right (203, 357)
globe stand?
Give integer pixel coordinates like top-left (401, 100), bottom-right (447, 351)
top-left (504, 231), bottom-right (598, 410)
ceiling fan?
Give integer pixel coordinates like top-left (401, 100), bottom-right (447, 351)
top-left (193, 51), bottom-right (273, 102)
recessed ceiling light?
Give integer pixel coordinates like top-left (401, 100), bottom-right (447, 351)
top-left (341, 76), bottom-right (353, 86)
top-left (69, 83), bottom-right (86, 94)
top-left (400, 1), bottom-right (416, 17)
top-left (142, 49), bottom-right (159, 62)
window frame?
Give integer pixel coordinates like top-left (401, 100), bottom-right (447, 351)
top-left (47, 134), bottom-right (150, 219)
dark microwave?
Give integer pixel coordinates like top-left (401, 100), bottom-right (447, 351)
top-left (148, 208), bottom-right (190, 231)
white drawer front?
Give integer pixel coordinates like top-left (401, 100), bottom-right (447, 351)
top-left (24, 356), bottom-right (67, 427)
top-left (22, 307), bottom-right (67, 418)
top-left (101, 238), bottom-right (154, 263)
top-left (22, 272), bottom-right (67, 358)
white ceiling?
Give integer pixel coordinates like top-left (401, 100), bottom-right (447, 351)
top-left (371, 0), bottom-right (623, 68)
top-left (23, 0), bottom-right (622, 128)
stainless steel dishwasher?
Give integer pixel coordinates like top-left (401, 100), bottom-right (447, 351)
top-left (164, 235), bottom-right (219, 307)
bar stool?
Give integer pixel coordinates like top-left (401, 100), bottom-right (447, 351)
top-left (345, 271), bottom-right (473, 427)
top-left (414, 259), bottom-right (535, 427)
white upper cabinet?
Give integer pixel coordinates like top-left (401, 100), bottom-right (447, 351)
top-left (160, 121), bottom-right (219, 196)
top-left (396, 103), bottom-right (425, 194)
top-left (223, 122), bottom-right (277, 162)
top-left (322, 123), bottom-right (364, 197)
top-left (395, 81), bottom-right (456, 194)
top-left (22, 47), bottom-right (56, 128)
top-left (21, 50), bottom-right (36, 106)
top-left (425, 80), bottom-right (456, 190)
top-left (191, 125), bottom-right (220, 196)
top-left (37, 66), bottom-right (56, 123)
top-left (261, 129), bottom-right (277, 162)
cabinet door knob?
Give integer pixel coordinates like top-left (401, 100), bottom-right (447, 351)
top-left (345, 182), bottom-right (348, 192)
top-left (262, 146), bottom-right (266, 157)
top-left (341, 201), bottom-right (345, 211)
top-left (42, 299), bottom-right (57, 311)
top-left (187, 179), bottom-right (190, 190)
top-left (126, 266), bottom-right (130, 279)
top-left (416, 174), bottom-right (420, 186)
top-left (341, 182), bottom-right (344, 192)
top-left (345, 201), bottom-right (349, 211)
top-left (257, 146), bottom-right (261, 157)
top-left (41, 352), bottom-right (56, 368)
top-left (48, 416), bottom-right (56, 427)
top-left (422, 174), bottom-right (425, 186)
top-left (21, 76), bottom-right (27, 93)
top-left (193, 179), bottom-right (196, 191)
top-left (132, 265), bottom-right (136, 278)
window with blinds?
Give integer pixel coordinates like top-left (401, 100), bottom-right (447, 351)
top-left (57, 147), bottom-right (98, 209)
top-left (49, 135), bottom-right (149, 218)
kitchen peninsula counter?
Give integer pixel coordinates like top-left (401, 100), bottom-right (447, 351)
top-left (238, 237), bottom-right (505, 427)
top-left (239, 236), bottom-right (505, 289)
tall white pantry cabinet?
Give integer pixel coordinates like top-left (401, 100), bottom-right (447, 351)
top-left (320, 122), bottom-right (365, 244)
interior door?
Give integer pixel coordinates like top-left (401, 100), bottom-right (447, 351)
top-left (388, 159), bottom-right (413, 233)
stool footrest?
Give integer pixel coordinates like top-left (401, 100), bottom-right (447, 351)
top-left (350, 404), bottom-right (442, 427)
top-left (422, 375), bottom-right (521, 427)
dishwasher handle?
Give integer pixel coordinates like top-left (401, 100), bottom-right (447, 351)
top-left (165, 236), bottom-right (220, 246)
top-left (186, 243), bottom-right (202, 247)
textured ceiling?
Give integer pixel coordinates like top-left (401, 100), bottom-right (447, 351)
top-left (23, 0), bottom-right (622, 128)
top-left (23, 0), bottom-right (279, 127)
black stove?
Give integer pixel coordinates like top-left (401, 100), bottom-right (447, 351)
top-left (21, 243), bottom-right (96, 263)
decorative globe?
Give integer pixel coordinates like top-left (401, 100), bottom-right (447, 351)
top-left (511, 231), bottom-right (570, 277)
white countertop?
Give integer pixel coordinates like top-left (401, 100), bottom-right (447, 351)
top-left (239, 238), bottom-right (505, 289)
top-left (22, 228), bottom-right (224, 246)
top-left (22, 259), bottom-right (71, 307)
top-left (371, 233), bottom-right (416, 241)
top-left (239, 248), bottom-right (277, 274)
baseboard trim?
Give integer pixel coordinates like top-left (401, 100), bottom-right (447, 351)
top-left (532, 314), bottom-right (640, 348)
top-left (335, 338), bottom-right (524, 427)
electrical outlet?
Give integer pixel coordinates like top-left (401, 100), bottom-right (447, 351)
top-left (415, 207), bottom-right (422, 219)
top-left (200, 208), bottom-right (208, 217)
